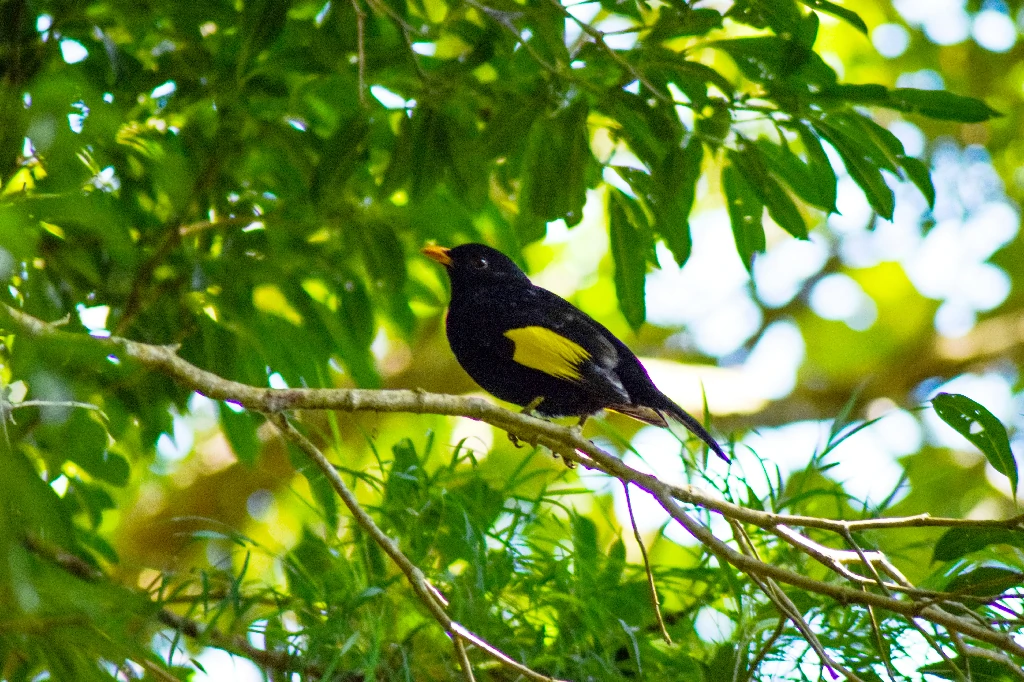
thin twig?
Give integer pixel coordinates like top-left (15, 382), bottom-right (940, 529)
top-left (352, 0), bottom-right (368, 106)
top-left (623, 481), bottom-right (671, 645)
top-left (729, 520), bottom-right (860, 682)
top-left (453, 635), bottom-right (477, 682)
top-left (746, 617), bottom-right (786, 681)
top-left (544, 0), bottom-right (670, 104)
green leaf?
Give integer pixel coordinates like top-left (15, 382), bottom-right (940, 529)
top-left (889, 88), bottom-right (1001, 123)
top-left (919, 655), bottom-right (1022, 680)
top-left (714, 36), bottom-right (837, 91)
top-left (813, 118), bottom-right (895, 220)
top-left (794, 10), bottom-right (819, 50)
top-left (755, 138), bottom-right (832, 212)
top-left (731, 145), bottom-right (807, 239)
top-left (761, 173), bottom-right (807, 239)
top-left (219, 403), bottom-right (261, 467)
top-left (932, 527), bottom-right (1024, 563)
top-left (604, 91), bottom-right (679, 167)
top-left (932, 393), bottom-right (1017, 497)
top-left (608, 188), bottom-right (653, 329)
top-left (648, 7), bottom-right (723, 40)
top-left (798, 0), bottom-right (868, 34)
top-left (898, 155), bottom-right (936, 209)
top-left (695, 99), bottom-right (732, 149)
top-left (55, 411), bottom-right (130, 487)
top-left (792, 121), bottom-right (838, 212)
top-left (359, 221), bottom-right (415, 337)
top-left (240, 0), bottom-right (293, 71)
top-left (599, 538), bottom-right (627, 591)
top-left (656, 58), bottom-right (736, 104)
top-left (943, 566), bottom-right (1024, 598)
top-left (722, 153), bottom-right (765, 271)
top-left (571, 513), bottom-right (600, 582)
top-left (652, 137), bottom-right (704, 266)
top-left (519, 100), bottom-right (594, 237)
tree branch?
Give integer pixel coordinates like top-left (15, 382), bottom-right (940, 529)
top-left (5, 304), bottom-right (1024, 670)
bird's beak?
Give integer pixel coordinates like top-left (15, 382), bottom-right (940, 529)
top-left (422, 245), bottom-right (452, 267)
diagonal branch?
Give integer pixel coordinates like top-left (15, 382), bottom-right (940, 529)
top-left (4, 304), bottom-right (1024, 669)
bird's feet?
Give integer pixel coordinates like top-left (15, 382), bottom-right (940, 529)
top-left (509, 397), bottom-right (545, 448)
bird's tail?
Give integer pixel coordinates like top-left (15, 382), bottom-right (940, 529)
top-left (649, 392), bottom-right (730, 464)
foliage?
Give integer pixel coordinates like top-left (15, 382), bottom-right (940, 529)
top-left (1, 0), bottom-right (1023, 679)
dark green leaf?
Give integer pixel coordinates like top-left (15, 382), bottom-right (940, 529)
top-left (732, 144), bottom-right (807, 238)
top-left (798, 0), bottom-right (867, 34)
top-left (920, 655), bottom-right (1022, 680)
top-left (933, 527), bottom-right (1024, 563)
top-left (792, 121), bottom-right (838, 212)
top-left (889, 88), bottom-right (1001, 123)
top-left (898, 155), bottom-right (936, 209)
top-left (795, 10), bottom-right (819, 50)
top-left (813, 118), bottom-right (895, 220)
top-left (572, 514), bottom-right (600, 582)
top-left (648, 7), bottom-right (723, 40)
top-left (932, 393), bottom-right (1017, 497)
top-left (240, 0), bottom-right (293, 70)
top-left (603, 92), bottom-right (679, 167)
top-left (761, 173), bottom-right (807, 239)
top-left (58, 411), bottom-right (130, 487)
top-left (755, 138), bottom-right (833, 212)
top-left (599, 539), bottom-right (627, 591)
top-left (519, 100), bottom-right (594, 237)
top-left (656, 56), bottom-right (736, 104)
top-left (714, 36), bottom-right (837, 91)
top-left (608, 188), bottom-right (653, 329)
top-left (816, 83), bottom-right (891, 106)
top-left (219, 404), bottom-right (262, 467)
top-left (943, 566), bottom-right (1024, 598)
top-left (652, 137), bottom-right (704, 266)
top-left (360, 221), bottom-right (414, 336)
top-left (695, 99), bottom-right (732, 148)
top-left (722, 153), bottom-right (766, 271)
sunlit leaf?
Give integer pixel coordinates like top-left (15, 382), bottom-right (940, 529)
top-left (932, 392), bottom-right (1017, 497)
top-left (722, 153), bottom-right (765, 271)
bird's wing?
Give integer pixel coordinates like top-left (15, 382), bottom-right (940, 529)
top-left (500, 287), bottom-right (629, 402)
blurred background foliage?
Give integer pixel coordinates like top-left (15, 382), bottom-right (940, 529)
top-left (1, 0), bottom-right (1024, 678)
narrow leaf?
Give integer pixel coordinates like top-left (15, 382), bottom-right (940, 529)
top-left (813, 119), bottom-right (895, 220)
top-left (608, 188), bottom-right (653, 329)
top-left (890, 88), bottom-right (1001, 123)
top-left (898, 155), bottom-right (936, 209)
top-left (799, 0), bottom-right (868, 34)
top-left (722, 154), bottom-right (765, 271)
top-left (793, 122), bottom-right (837, 212)
top-left (652, 137), bottom-right (704, 266)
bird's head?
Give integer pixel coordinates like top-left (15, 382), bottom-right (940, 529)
top-left (422, 243), bottom-right (531, 290)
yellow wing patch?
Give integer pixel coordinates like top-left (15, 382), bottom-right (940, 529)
top-left (504, 326), bottom-right (590, 381)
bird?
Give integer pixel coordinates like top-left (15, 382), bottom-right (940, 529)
top-left (422, 243), bottom-right (729, 463)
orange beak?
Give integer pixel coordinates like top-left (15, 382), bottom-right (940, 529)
top-left (421, 245), bottom-right (453, 267)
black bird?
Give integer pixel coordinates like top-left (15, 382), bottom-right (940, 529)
top-left (423, 243), bottom-right (729, 463)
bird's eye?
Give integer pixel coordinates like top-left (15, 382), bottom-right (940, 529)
top-left (471, 256), bottom-right (488, 270)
